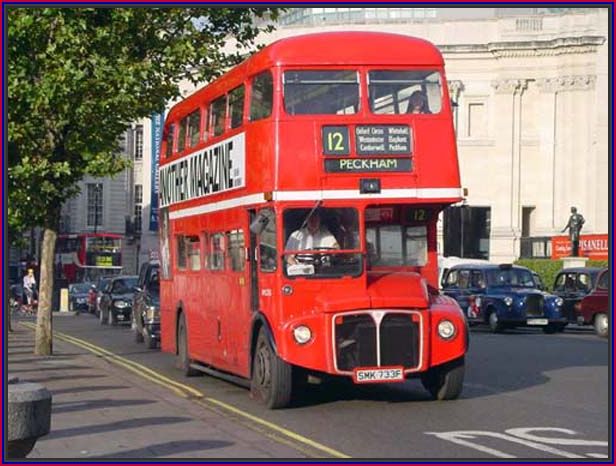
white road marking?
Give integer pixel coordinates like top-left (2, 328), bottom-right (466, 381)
top-left (505, 427), bottom-right (608, 447)
top-left (426, 428), bottom-right (607, 459)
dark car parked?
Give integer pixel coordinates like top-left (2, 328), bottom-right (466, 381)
top-left (552, 267), bottom-right (604, 323)
top-left (442, 263), bottom-right (567, 333)
top-left (132, 261), bottom-right (160, 349)
top-left (577, 267), bottom-right (609, 338)
top-left (99, 275), bottom-right (138, 326)
top-left (68, 282), bottom-right (94, 313)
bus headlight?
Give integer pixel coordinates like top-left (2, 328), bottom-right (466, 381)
top-left (503, 296), bottom-right (513, 307)
top-left (437, 320), bottom-right (456, 340)
top-left (114, 300), bottom-right (128, 309)
top-left (293, 325), bottom-right (312, 345)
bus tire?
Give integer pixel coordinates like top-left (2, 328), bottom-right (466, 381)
top-left (176, 314), bottom-right (198, 376)
top-left (420, 357), bottom-right (465, 401)
top-left (251, 327), bottom-right (292, 409)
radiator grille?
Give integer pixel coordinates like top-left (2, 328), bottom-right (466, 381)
top-left (334, 312), bottom-right (420, 372)
top-left (524, 294), bottom-right (545, 317)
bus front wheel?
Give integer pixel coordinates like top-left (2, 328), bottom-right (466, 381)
top-left (251, 328), bottom-right (292, 409)
top-left (421, 357), bottom-right (465, 401)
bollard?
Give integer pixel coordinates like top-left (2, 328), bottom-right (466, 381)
top-left (59, 288), bottom-right (69, 312)
top-left (7, 379), bottom-right (52, 458)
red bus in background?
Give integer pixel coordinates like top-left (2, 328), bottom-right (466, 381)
top-left (56, 233), bottom-right (123, 283)
top-left (158, 32), bottom-right (467, 408)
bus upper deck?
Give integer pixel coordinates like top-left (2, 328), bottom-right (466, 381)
top-left (159, 32), bottom-right (461, 212)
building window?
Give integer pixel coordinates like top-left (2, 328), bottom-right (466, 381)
top-left (134, 184), bottom-right (143, 233)
top-left (134, 205), bottom-right (142, 233)
top-left (134, 125), bottom-right (143, 160)
top-left (86, 183), bottom-right (103, 228)
top-left (467, 102), bottom-right (487, 138)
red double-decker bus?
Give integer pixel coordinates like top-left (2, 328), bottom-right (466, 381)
top-left (158, 32), bottom-right (467, 408)
top-left (56, 232), bottom-right (123, 282)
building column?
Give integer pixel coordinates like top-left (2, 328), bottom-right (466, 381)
top-left (490, 78), bottom-right (528, 261)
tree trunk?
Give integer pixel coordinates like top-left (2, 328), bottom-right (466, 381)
top-left (34, 228), bottom-right (56, 356)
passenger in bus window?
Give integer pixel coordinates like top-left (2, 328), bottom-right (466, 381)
top-left (285, 210), bottom-right (339, 265)
top-left (408, 90), bottom-right (430, 114)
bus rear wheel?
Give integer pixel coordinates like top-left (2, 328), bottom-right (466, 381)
top-left (421, 356), bottom-right (465, 401)
top-left (176, 314), bottom-right (198, 376)
top-left (251, 328), bottom-right (292, 409)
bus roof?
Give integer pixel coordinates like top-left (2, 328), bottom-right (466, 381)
top-left (167, 32), bottom-right (444, 122)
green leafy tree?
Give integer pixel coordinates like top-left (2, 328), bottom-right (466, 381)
top-left (7, 7), bottom-right (281, 355)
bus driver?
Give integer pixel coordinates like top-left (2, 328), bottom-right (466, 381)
top-left (285, 210), bottom-right (339, 265)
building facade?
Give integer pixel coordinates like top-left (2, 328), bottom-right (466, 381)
top-left (59, 7), bottom-right (609, 273)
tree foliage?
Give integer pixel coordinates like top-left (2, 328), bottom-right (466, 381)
top-left (7, 7), bottom-right (281, 235)
top-left (7, 7), bottom-right (282, 354)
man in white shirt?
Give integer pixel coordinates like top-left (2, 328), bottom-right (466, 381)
top-left (285, 211), bottom-right (339, 265)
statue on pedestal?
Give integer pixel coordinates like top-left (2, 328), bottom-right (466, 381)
top-left (562, 207), bottom-right (585, 257)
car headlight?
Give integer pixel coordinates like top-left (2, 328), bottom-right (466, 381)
top-left (437, 320), bottom-right (456, 340)
top-left (145, 306), bottom-right (159, 321)
top-left (503, 296), bottom-right (513, 307)
top-left (292, 325), bottom-right (312, 345)
top-left (555, 297), bottom-right (564, 307)
top-left (113, 300), bottom-right (128, 309)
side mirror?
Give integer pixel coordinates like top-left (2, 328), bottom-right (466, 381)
top-left (250, 213), bottom-right (270, 235)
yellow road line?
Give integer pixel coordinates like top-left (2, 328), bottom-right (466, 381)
top-left (202, 398), bottom-right (351, 458)
top-left (20, 322), bottom-right (350, 459)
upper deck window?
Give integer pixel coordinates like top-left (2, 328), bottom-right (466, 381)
top-left (165, 124), bottom-right (175, 158)
top-left (210, 96), bottom-right (226, 137)
top-left (283, 70), bottom-right (359, 115)
top-left (368, 70), bottom-right (442, 115)
top-left (177, 117), bottom-right (188, 153)
top-left (229, 85), bottom-right (245, 129)
top-left (250, 71), bottom-right (273, 121)
top-left (187, 110), bottom-right (201, 147)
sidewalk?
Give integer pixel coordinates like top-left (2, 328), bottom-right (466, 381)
top-left (7, 321), bottom-right (308, 459)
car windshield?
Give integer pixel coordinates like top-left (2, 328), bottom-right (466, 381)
top-left (70, 283), bottom-right (92, 294)
top-left (112, 277), bottom-right (138, 294)
top-left (487, 268), bottom-right (536, 288)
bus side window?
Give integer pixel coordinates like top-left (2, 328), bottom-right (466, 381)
top-left (250, 71), bottom-right (273, 121)
top-left (210, 96), bottom-right (226, 137)
top-left (209, 233), bottom-right (225, 271)
top-left (229, 85), bottom-right (245, 129)
top-left (176, 235), bottom-right (187, 270)
top-left (187, 235), bottom-right (201, 271)
top-left (187, 109), bottom-right (201, 147)
top-left (228, 229), bottom-right (245, 272)
top-left (165, 123), bottom-right (175, 158)
top-left (177, 116), bottom-right (188, 153)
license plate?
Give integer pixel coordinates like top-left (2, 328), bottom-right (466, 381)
top-left (353, 366), bottom-right (404, 384)
top-left (117, 314), bottom-right (125, 320)
top-left (527, 318), bottom-right (548, 325)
